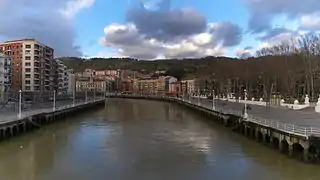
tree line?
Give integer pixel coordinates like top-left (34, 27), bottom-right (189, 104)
top-left (61, 33), bottom-right (320, 102)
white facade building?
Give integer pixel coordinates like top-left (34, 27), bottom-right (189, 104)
top-left (67, 69), bottom-right (75, 95)
top-left (181, 79), bottom-right (195, 94)
top-left (56, 60), bottom-right (69, 94)
top-left (0, 53), bottom-right (11, 102)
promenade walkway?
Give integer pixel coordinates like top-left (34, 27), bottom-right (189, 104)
top-left (183, 96), bottom-right (320, 136)
top-left (0, 98), bottom-right (105, 123)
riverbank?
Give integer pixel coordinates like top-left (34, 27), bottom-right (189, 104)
top-left (0, 100), bottom-right (106, 140)
top-left (108, 95), bottom-right (320, 164)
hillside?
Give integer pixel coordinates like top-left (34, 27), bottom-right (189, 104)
top-left (60, 56), bottom-right (240, 80)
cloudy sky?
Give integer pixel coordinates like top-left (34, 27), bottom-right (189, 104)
top-left (0, 0), bottom-right (319, 59)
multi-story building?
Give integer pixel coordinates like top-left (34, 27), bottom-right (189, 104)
top-left (67, 69), bottom-right (75, 95)
top-left (55, 60), bottom-right (69, 94)
top-left (181, 79), bottom-right (195, 94)
top-left (0, 52), bottom-right (11, 102)
top-left (76, 76), bottom-right (107, 92)
top-left (137, 76), bottom-right (168, 94)
top-left (0, 39), bottom-right (54, 92)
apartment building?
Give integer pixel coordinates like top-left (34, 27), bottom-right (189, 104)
top-left (67, 69), bottom-right (75, 95)
top-left (0, 53), bottom-right (11, 102)
top-left (181, 79), bottom-right (195, 94)
top-left (0, 39), bottom-right (54, 92)
top-left (76, 76), bottom-right (107, 92)
top-left (55, 60), bottom-right (69, 94)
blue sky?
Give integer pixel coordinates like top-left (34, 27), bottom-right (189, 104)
top-left (0, 0), bottom-right (319, 59)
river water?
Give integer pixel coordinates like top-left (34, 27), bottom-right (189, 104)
top-left (0, 98), bottom-right (319, 180)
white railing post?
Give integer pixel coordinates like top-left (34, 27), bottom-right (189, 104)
top-left (72, 86), bottom-right (75, 107)
top-left (85, 90), bottom-right (88, 102)
top-left (244, 89), bottom-right (248, 119)
top-left (292, 124), bottom-right (295, 132)
top-left (18, 90), bottom-right (22, 118)
top-left (197, 88), bottom-right (200, 106)
top-left (305, 127), bottom-right (308, 136)
top-left (212, 89), bottom-right (215, 111)
top-left (94, 89), bottom-right (96, 102)
top-left (53, 90), bottom-right (56, 111)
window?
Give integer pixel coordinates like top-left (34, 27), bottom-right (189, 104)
top-left (25, 68), bottom-right (31, 72)
top-left (25, 74), bottom-right (31, 78)
top-left (25, 86), bottom-right (31, 90)
top-left (25, 56), bottom-right (31, 60)
top-left (25, 44), bottom-right (31, 48)
top-left (25, 62), bottom-right (31, 66)
top-left (25, 80), bottom-right (30, 84)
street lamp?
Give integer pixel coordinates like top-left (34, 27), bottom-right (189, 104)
top-left (18, 90), bottom-right (22, 118)
top-left (212, 89), bottom-right (215, 110)
top-left (53, 90), bottom-right (56, 111)
top-left (244, 89), bottom-right (248, 119)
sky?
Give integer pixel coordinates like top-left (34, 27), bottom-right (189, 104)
top-left (0, 0), bottom-right (319, 59)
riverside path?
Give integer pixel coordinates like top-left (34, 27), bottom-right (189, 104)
top-left (187, 96), bottom-right (320, 136)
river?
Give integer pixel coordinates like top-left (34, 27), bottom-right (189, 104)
top-left (0, 98), bottom-right (319, 180)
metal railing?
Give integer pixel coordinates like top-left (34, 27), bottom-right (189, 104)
top-left (1, 98), bottom-right (106, 124)
top-left (111, 94), bottom-right (320, 137)
top-left (173, 97), bottom-right (320, 137)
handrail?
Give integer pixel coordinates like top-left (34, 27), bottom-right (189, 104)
top-left (111, 95), bottom-right (320, 137)
top-left (0, 98), bottom-right (106, 124)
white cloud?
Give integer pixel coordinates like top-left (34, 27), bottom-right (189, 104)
top-left (99, 22), bottom-right (231, 59)
top-left (0, 0), bottom-right (95, 57)
top-left (60, 0), bottom-right (95, 19)
top-left (300, 13), bottom-right (320, 30)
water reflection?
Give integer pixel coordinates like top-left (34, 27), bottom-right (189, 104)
top-left (0, 98), bottom-right (319, 180)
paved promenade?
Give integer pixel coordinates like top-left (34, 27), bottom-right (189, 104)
top-left (0, 98), bottom-right (104, 123)
top-left (187, 97), bottom-right (320, 128)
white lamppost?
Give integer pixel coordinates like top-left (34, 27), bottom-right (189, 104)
top-left (53, 90), bottom-right (56, 111)
top-left (212, 89), bottom-right (215, 110)
top-left (188, 91), bottom-right (191, 103)
top-left (244, 89), bottom-right (248, 119)
top-left (18, 90), bottom-right (22, 118)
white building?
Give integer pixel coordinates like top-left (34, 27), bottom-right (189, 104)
top-left (67, 69), bottom-right (75, 95)
top-left (0, 53), bottom-right (11, 102)
top-left (181, 79), bottom-right (195, 94)
top-left (55, 60), bottom-right (69, 94)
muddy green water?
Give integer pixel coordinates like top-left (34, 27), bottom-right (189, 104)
top-left (0, 99), bottom-right (319, 180)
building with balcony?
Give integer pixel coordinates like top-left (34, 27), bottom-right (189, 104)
top-left (55, 60), bottom-right (69, 94)
top-left (76, 77), bottom-right (108, 93)
top-left (0, 53), bottom-right (11, 102)
top-left (0, 39), bottom-right (54, 92)
top-left (181, 79), bottom-right (195, 94)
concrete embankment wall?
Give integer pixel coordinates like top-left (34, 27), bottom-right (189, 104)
top-left (109, 96), bottom-right (320, 164)
top-left (0, 100), bottom-right (105, 141)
